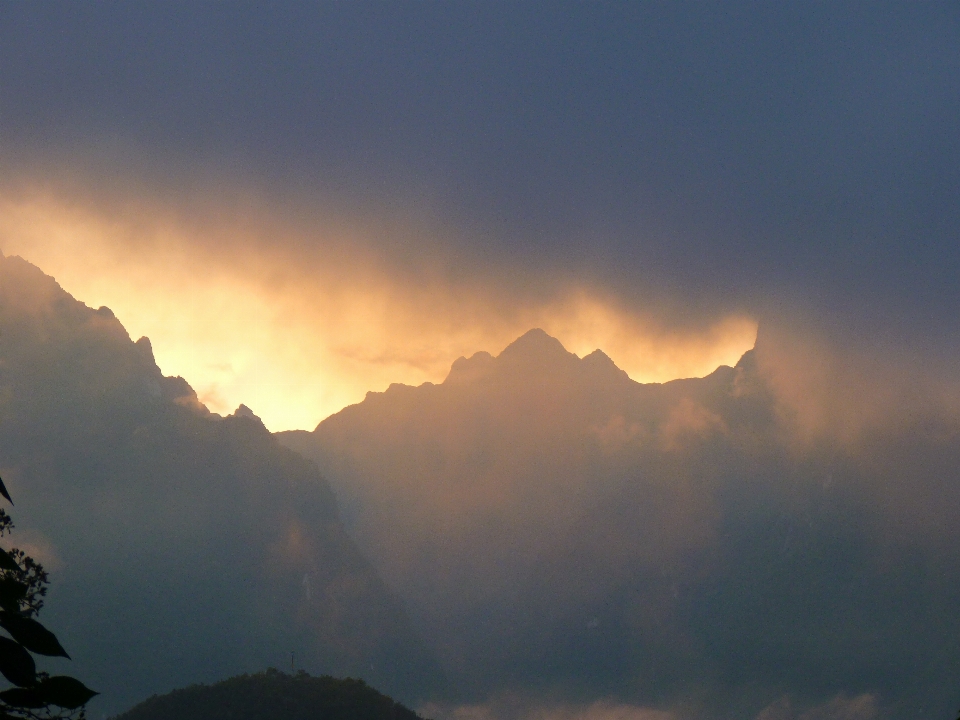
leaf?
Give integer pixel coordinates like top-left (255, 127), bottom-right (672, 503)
top-left (0, 579), bottom-right (26, 613)
top-left (0, 687), bottom-right (44, 709)
top-left (0, 636), bottom-right (35, 687)
top-left (35, 676), bottom-right (99, 709)
top-left (0, 478), bottom-right (12, 506)
top-left (0, 551), bottom-right (19, 573)
top-left (0, 613), bottom-right (69, 658)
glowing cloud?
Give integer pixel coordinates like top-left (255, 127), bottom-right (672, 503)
top-left (0, 184), bottom-right (756, 431)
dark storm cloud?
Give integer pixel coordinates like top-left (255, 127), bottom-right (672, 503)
top-left (1, 2), bottom-right (958, 336)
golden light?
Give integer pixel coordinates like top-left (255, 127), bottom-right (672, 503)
top-left (0, 188), bottom-right (757, 431)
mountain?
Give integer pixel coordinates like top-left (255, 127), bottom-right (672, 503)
top-left (280, 329), bottom-right (960, 718)
top-left (0, 254), bottom-right (438, 714)
top-left (111, 670), bottom-right (424, 720)
top-left (4, 247), bottom-right (959, 719)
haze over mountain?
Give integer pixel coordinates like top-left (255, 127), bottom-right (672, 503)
top-left (2, 250), bottom-right (960, 719)
top-left (0, 253), bottom-right (437, 714)
top-left (281, 328), bottom-right (960, 719)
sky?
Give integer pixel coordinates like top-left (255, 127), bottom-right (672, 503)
top-left (2, 3), bottom-right (958, 430)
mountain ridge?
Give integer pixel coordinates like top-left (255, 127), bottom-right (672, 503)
top-left (276, 327), bottom-right (770, 701)
top-left (276, 324), bottom-right (960, 717)
top-left (7, 252), bottom-right (960, 717)
top-left (0, 254), bottom-right (439, 713)
top-left (306, 327), bottom-right (747, 437)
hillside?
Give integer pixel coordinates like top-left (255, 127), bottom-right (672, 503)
top-left (279, 328), bottom-right (960, 715)
top-left (0, 253), bottom-right (438, 713)
top-left (112, 670), bottom-right (424, 720)
top-left (279, 329), bottom-right (775, 696)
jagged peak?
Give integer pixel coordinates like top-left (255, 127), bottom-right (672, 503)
top-left (735, 347), bottom-right (757, 372)
top-left (444, 351), bottom-right (495, 384)
top-left (497, 328), bottom-right (573, 363)
top-left (135, 335), bottom-right (154, 355)
top-left (229, 403), bottom-right (266, 428)
top-left (581, 348), bottom-right (632, 382)
top-left (232, 403), bottom-right (259, 419)
top-left (581, 348), bottom-right (613, 365)
top-left (445, 331), bottom-right (635, 386)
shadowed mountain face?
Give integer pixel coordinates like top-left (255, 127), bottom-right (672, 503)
top-left (281, 330), bottom-right (960, 718)
top-left (0, 255), bottom-right (437, 714)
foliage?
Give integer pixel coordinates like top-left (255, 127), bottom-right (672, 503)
top-left (111, 668), bottom-right (424, 720)
top-left (0, 477), bottom-right (97, 720)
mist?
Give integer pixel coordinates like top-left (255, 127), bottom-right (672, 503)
top-left (282, 325), bottom-right (960, 719)
top-left (0, 173), bottom-right (757, 431)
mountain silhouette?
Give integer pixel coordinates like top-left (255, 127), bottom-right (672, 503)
top-left (279, 327), bottom-right (960, 717)
top-left (0, 254), bottom-right (438, 714)
top-left (4, 250), bottom-right (960, 718)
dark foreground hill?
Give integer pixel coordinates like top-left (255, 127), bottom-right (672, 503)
top-left (112, 670), bottom-right (424, 720)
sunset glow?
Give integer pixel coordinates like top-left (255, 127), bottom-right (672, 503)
top-left (0, 190), bottom-right (757, 431)
top-left (2, 6), bottom-right (958, 717)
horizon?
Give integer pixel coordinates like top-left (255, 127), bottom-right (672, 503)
top-left (0, 240), bottom-right (758, 432)
top-left (1, 250), bottom-right (760, 431)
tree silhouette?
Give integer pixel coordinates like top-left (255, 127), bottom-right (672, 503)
top-left (0, 476), bottom-right (97, 720)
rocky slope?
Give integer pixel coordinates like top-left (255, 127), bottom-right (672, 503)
top-left (280, 328), bottom-right (960, 717)
top-left (0, 253), bottom-right (437, 714)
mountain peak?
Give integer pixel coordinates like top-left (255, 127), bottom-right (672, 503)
top-left (233, 403), bottom-right (257, 418)
top-left (498, 328), bottom-right (573, 362)
top-left (231, 403), bottom-right (265, 426)
top-left (444, 351), bottom-right (495, 385)
top-left (581, 348), bottom-right (632, 382)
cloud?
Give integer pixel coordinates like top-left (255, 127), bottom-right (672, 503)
top-left (658, 397), bottom-right (727, 451)
top-left (746, 317), bottom-right (960, 553)
top-left (753, 317), bottom-right (960, 447)
top-left (2, 4), bottom-right (957, 339)
top-left (0, 172), bottom-right (756, 431)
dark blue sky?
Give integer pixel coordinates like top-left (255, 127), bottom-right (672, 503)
top-left (2, 2), bottom-right (958, 341)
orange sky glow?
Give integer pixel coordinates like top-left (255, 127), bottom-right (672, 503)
top-left (0, 189), bottom-right (757, 431)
